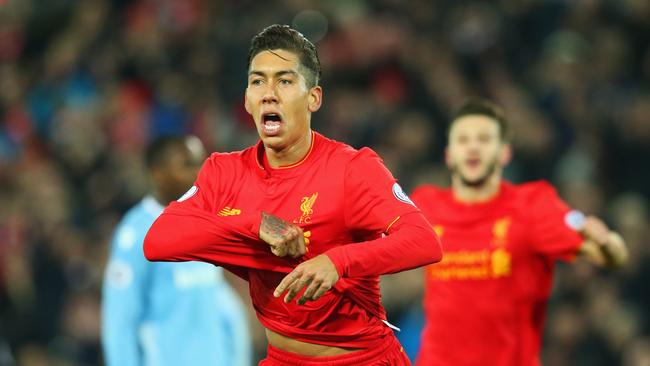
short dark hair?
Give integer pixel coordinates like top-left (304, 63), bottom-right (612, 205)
top-left (247, 24), bottom-right (321, 88)
top-left (145, 136), bottom-right (186, 170)
top-left (449, 98), bottom-right (511, 142)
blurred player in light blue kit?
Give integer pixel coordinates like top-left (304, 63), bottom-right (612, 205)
top-left (102, 135), bottom-right (251, 366)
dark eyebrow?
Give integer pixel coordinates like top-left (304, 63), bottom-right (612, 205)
top-left (276, 70), bottom-right (298, 78)
top-left (248, 70), bottom-right (299, 78)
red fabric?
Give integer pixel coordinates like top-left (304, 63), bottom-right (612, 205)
top-left (144, 131), bottom-right (441, 349)
top-left (259, 334), bottom-right (411, 366)
top-left (411, 181), bottom-right (584, 366)
top-left (143, 205), bottom-right (294, 277)
top-left (327, 211), bottom-right (440, 277)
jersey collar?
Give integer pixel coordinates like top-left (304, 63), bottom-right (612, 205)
top-left (449, 181), bottom-right (512, 208)
top-left (253, 131), bottom-right (321, 178)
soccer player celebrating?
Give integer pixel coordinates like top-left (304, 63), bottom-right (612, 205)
top-left (102, 136), bottom-right (251, 366)
top-left (144, 25), bottom-right (442, 365)
top-left (411, 98), bottom-right (628, 366)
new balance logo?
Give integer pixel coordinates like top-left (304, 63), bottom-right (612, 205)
top-left (218, 207), bottom-right (241, 216)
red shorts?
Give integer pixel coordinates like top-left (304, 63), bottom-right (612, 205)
top-left (259, 334), bottom-right (411, 366)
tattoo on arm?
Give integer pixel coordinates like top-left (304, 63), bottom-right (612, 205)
top-left (261, 212), bottom-right (291, 238)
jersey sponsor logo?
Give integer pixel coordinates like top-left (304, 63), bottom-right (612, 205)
top-left (490, 248), bottom-right (511, 277)
top-left (392, 183), bottom-right (415, 206)
top-left (293, 192), bottom-right (318, 224)
top-left (427, 248), bottom-right (512, 280)
top-left (564, 210), bottom-right (586, 231)
top-left (429, 219), bottom-right (513, 280)
top-left (106, 260), bottom-right (134, 289)
top-left (218, 206), bottom-right (241, 216)
top-left (177, 185), bottom-right (198, 202)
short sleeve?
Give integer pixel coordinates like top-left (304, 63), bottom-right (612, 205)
top-left (527, 182), bottom-right (584, 261)
top-left (344, 148), bottom-right (420, 235)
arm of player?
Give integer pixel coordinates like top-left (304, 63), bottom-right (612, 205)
top-left (222, 212), bottom-right (307, 280)
top-left (578, 216), bottom-right (628, 268)
top-left (326, 148), bottom-right (443, 278)
top-left (259, 212), bottom-right (307, 258)
top-left (274, 211), bottom-right (442, 304)
top-left (144, 153), bottom-right (304, 272)
top-left (325, 211), bottom-right (442, 277)
top-left (144, 203), bottom-right (296, 273)
top-left (102, 224), bottom-right (149, 366)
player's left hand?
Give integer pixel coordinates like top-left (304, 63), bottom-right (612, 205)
top-left (273, 254), bottom-right (339, 305)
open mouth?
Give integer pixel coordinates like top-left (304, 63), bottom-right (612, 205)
top-left (262, 113), bottom-right (282, 136)
top-left (465, 158), bottom-right (481, 168)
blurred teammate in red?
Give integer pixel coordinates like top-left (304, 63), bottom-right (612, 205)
top-left (144, 24), bottom-right (442, 365)
top-left (411, 98), bottom-right (628, 366)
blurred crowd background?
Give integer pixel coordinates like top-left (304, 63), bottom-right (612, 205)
top-left (0, 0), bottom-right (648, 365)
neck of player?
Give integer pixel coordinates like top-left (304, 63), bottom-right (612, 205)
top-left (265, 130), bottom-right (313, 168)
top-left (452, 172), bottom-right (501, 203)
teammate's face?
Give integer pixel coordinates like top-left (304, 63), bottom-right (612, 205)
top-left (245, 49), bottom-right (322, 152)
top-left (156, 137), bottom-right (206, 203)
top-left (446, 115), bottom-right (510, 187)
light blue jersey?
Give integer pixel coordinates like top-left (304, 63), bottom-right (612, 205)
top-left (102, 196), bottom-right (251, 366)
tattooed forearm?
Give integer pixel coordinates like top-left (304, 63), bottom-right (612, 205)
top-left (259, 212), bottom-right (306, 258)
top-left (261, 212), bottom-right (291, 238)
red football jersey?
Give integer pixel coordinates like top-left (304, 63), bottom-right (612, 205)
top-left (411, 181), bottom-right (584, 366)
top-left (144, 131), bottom-right (442, 348)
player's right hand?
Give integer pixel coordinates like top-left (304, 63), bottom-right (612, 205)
top-left (259, 212), bottom-right (307, 258)
top-left (580, 215), bottom-right (610, 246)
